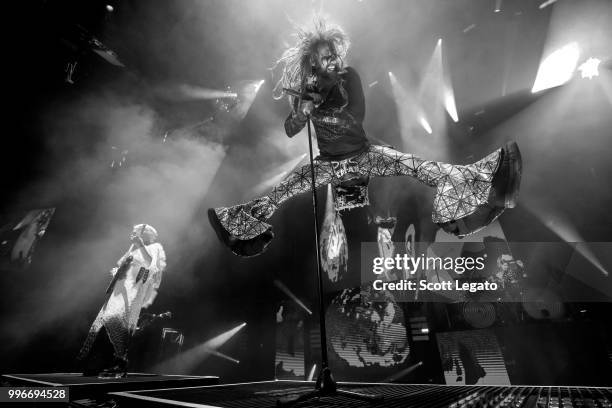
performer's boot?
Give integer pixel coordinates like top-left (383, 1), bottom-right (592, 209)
top-left (433, 141), bottom-right (522, 236)
top-left (98, 357), bottom-right (128, 379)
top-left (208, 196), bottom-right (276, 257)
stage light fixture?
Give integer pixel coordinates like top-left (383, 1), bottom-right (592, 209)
top-left (578, 57), bottom-right (601, 79)
top-left (532, 42), bottom-right (580, 93)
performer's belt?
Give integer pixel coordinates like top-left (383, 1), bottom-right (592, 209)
top-left (327, 157), bottom-right (370, 211)
top-left (330, 157), bottom-right (360, 180)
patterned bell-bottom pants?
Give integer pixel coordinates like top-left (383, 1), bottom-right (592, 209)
top-left (213, 144), bottom-right (503, 242)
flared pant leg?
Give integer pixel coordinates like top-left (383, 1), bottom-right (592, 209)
top-left (209, 142), bottom-right (521, 256)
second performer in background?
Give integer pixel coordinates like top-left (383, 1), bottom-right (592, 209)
top-left (77, 224), bottom-right (167, 378)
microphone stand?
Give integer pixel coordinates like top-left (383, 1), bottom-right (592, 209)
top-left (278, 114), bottom-right (382, 406)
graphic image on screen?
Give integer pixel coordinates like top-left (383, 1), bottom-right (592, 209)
top-left (326, 285), bottom-right (411, 381)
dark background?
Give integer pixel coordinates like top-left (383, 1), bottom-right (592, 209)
top-left (1, 0), bottom-right (611, 385)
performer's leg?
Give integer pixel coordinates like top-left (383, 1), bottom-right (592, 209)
top-left (357, 143), bottom-right (521, 236)
top-left (80, 326), bottom-right (116, 376)
top-left (356, 145), bottom-right (493, 186)
top-left (97, 317), bottom-right (130, 378)
top-left (209, 160), bottom-right (335, 256)
top-left (267, 160), bottom-right (336, 208)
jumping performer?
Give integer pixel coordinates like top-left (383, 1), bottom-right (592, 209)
top-left (209, 19), bottom-right (522, 257)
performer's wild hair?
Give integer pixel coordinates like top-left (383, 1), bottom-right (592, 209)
top-left (273, 17), bottom-right (350, 108)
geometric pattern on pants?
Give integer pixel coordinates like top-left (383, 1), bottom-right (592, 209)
top-left (213, 144), bottom-right (501, 241)
top-left (77, 315), bottom-right (130, 363)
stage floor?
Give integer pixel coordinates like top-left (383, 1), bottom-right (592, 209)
top-left (109, 380), bottom-right (612, 408)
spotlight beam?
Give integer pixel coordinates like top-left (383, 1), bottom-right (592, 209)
top-left (419, 116), bottom-right (433, 134)
top-left (525, 204), bottom-right (608, 277)
top-left (388, 72), bottom-right (430, 136)
top-left (251, 154), bottom-right (307, 195)
top-left (383, 361), bottom-right (423, 382)
top-left (204, 322), bottom-right (247, 349)
top-left (444, 89), bottom-right (459, 123)
top-left (177, 84), bottom-right (237, 100)
top-left (433, 39), bottom-right (459, 123)
top-left (201, 347), bottom-right (240, 364)
top-left (307, 364), bottom-right (317, 381)
top-left (539, 0), bottom-right (558, 9)
top-left (393, 37), bottom-right (458, 146)
top-left (273, 280), bottom-right (312, 315)
top-left (154, 322), bottom-right (247, 373)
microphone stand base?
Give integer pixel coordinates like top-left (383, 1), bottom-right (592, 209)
top-left (277, 367), bottom-right (383, 407)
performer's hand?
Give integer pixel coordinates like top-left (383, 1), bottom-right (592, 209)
top-left (306, 92), bottom-right (322, 105)
top-left (110, 267), bottom-right (118, 277)
top-left (130, 233), bottom-right (145, 247)
top-left (300, 100), bottom-right (315, 117)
